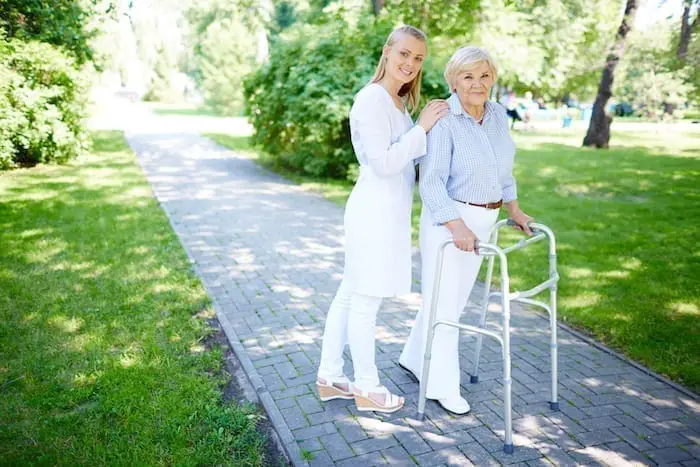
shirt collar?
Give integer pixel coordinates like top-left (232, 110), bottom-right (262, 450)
top-left (448, 92), bottom-right (493, 123)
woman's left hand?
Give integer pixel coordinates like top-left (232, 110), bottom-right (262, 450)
top-left (510, 209), bottom-right (534, 236)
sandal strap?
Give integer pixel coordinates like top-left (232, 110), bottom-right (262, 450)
top-left (317, 376), bottom-right (351, 389)
top-left (355, 385), bottom-right (402, 407)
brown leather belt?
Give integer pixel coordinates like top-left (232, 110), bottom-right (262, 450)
top-left (459, 200), bottom-right (503, 210)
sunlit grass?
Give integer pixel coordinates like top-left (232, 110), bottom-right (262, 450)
top-left (0, 131), bottom-right (266, 465)
top-left (208, 125), bottom-right (700, 391)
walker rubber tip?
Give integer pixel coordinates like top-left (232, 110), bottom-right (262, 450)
top-left (550, 402), bottom-right (560, 411)
top-left (470, 375), bottom-right (479, 384)
top-left (417, 413), bottom-right (425, 421)
top-left (504, 444), bottom-right (514, 454)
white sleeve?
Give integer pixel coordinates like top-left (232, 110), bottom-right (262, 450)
top-left (350, 90), bottom-right (427, 177)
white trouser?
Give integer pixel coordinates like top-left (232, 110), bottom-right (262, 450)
top-left (317, 280), bottom-right (383, 391)
top-left (400, 202), bottom-right (498, 400)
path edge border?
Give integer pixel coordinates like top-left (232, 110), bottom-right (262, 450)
top-left (213, 301), bottom-right (310, 467)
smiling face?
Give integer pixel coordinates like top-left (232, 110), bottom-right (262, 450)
top-left (453, 61), bottom-right (494, 110)
top-left (382, 33), bottom-right (426, 86)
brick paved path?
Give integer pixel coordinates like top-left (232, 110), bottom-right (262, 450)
top-left (127, 129), bottom-right (699, 467)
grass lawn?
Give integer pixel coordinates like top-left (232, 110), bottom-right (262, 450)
top-left (0, 131), bottom-right (267, 465)
top-left (207, 126), bottom-right (700, 392)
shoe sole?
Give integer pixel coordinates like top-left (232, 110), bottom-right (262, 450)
top-left (317, 384), bottom-right (354, 402)
top-left (437, 400), bottom-right (471, 416)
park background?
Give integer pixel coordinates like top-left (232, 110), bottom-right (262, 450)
top-left (1, 0), bottom-right (699, 464)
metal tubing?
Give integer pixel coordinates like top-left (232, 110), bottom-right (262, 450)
top-left (493, 246), bottom-right (513, 451)
top-left (502, 233), bottom-right (547, 254)
top-left (471, 253), bottom-right (496, 382)
top-left (417, 240), bottom-right (451, 419)
top-left (509, 275), bottom-right (559, 301)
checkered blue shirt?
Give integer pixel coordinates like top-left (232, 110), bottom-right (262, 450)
top-left (419, 92), bottom-right (517, 225)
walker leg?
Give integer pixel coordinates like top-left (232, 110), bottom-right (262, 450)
top-left (549, 271), bottom-right (559, 411)
top-left (418, 245), bottom-right (447, 421)
top-left (500, 256), bottom-right (514, 454)
top-left (471, 256), bottom-right (495, 383)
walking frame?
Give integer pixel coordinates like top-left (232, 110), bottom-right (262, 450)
top-left (417, 219), bottom-right (560, 454)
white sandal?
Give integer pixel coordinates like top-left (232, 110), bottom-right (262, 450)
top-left (353, 386), bottom-right (404, 413)
top-left (316, 377), bottom-right (354, 402)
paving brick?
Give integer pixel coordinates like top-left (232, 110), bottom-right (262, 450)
top-left (415, 447), bottom-right (472, 466)
top-left (351, 435), bottom-right (398, 456)
top-left (320, 432), bottom-right (354, 461)
top-left (645, 447), bottom-right (694, 464)
top-left (299, 437), bottom-right (323, 453)
top-left (572, 428), bottom-right (619, 447)
top-left (296, 394), bottom-right (324, 415)
top-left (491, 446), bottom-right (545, 465)
top-left (307, 449), bottom-right (333, 467)
top-left (335, 452), bottom-right (388, 466)
top-left (293, 422), bottom-right (336, 441)
top-left (395, 429), bottom-right (432, 456)
top-left (336, 418), bottom-right (368, 443)
top-left (648, 432), bottom-right (692, 449)
top-left (608, 426), bottom-right (656, 451)
top-left (577, 415), bottom-right (623, 431)
top-left (419, 429), bottom-right (474, 451)
top-left (381, 445), bottom-right (415, 465)
top-left (280, 405), bottom-right (309, 430)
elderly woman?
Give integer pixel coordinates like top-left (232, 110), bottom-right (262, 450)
top-left (399, 46), bottom-right (533, 415)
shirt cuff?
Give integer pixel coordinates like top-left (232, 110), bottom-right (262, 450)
top-left (502, 184), bottom-right (517, 202)
top-left (431, 204), bottom-right (461, 225)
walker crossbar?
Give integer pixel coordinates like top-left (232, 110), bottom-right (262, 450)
top-left (416, 220), bottom-right (559, 455)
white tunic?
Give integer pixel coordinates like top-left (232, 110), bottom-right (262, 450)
top-left (342, 83), bottom-right (427, 297)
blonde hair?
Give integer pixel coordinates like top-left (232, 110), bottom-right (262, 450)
top-left (444, 46), bottom-right (498, 92)
top-left (370, 25), bottom-right (427, 112)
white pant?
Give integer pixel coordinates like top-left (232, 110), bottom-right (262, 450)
top-left (317, 280), bottom-right (383, 391)
top-left (400, 202), bottom-right (498, 400)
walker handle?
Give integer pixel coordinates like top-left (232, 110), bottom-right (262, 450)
top-left (507, 218), bottom-right (538, 233)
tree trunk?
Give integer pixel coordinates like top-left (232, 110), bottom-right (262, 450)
top-left (582, 0), bottom-right (638, 148)
top-left (372, 0), bottom-right (384, 16)
top-left (678, 0), bottom-right (698, 60)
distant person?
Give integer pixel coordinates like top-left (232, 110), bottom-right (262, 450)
top-left (316, 25), bottom-right (449, 413)
top-left (501, 91), bottom-right (522, 129)
top-left (521, 91), bottom-right (539, 130)
top-left (400, 45), bottom-right (533, 415)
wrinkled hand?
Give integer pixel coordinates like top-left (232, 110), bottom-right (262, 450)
top-left (445, 219), bottom-right (479, 253)
top-left (510, 210), bottom-right (534, 236)
top-left (417, 99), bottom-right (449, 133)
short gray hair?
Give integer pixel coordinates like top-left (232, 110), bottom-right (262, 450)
top-left (444, 46), bottom-right (498, 91)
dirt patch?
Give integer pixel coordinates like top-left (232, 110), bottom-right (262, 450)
top-left (206, 317), bottom-right (290, 466)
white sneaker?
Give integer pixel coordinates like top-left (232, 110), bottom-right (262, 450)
top-left (437, 396), bottom-right (471, 415)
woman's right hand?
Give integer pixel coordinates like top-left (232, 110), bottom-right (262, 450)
top-left (417, 99), bottom-right (449, 133)
top-left (444, 219), bottom-right (479, 253)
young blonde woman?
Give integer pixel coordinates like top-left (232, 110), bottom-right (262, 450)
top-left (316, 25), bottom-right (448, 413)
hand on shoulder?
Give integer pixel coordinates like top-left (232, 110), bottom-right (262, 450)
top-left (417, 99), bottom-right (450, 133)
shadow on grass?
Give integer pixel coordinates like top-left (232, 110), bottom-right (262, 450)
top-left (0, 131), bottom-right (267, 465)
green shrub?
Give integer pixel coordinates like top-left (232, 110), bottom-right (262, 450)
top-left (243, 14), bottom-right (448, 179)
top-left (0, 37), bottom-right (89, 169)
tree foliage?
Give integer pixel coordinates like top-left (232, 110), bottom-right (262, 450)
top-left (243, 11), bottom-right (448, 179)
top-left (0, 37), bottom-right (90, 169)
top-left (186, 0), bottom-right (261, 113)
top-left (616, 22), bottom-right (694, 118)
top-left (0, 0), bottom-right (100, 64)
